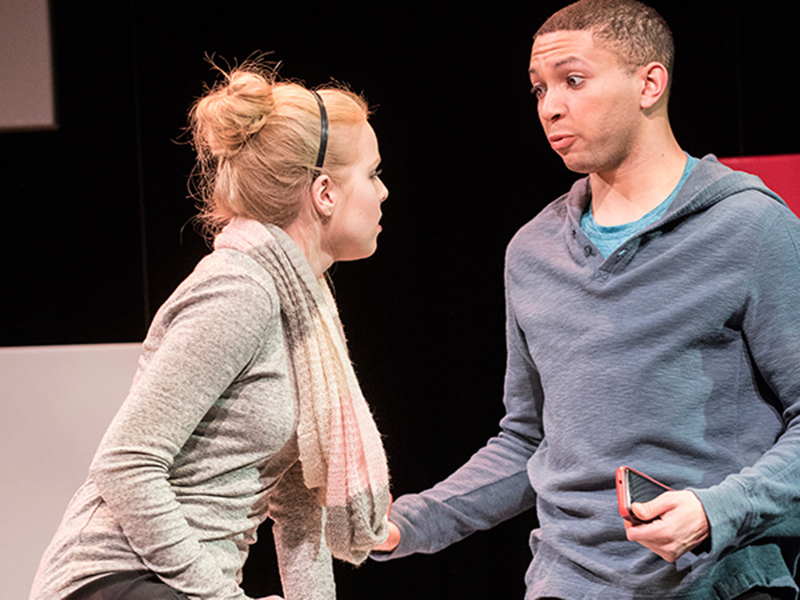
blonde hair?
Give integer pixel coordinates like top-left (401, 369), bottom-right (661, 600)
top-left (189, 59), bottom-right (370, 237)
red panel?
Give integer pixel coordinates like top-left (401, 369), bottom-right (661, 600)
top-left (718, 154), bottom-right (800, 217)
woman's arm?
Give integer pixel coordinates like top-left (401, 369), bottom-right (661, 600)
top-left (90, 273), bottom-right (275, 599)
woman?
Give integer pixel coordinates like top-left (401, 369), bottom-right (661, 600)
top-left (30, 59), bottom-right (391, 600)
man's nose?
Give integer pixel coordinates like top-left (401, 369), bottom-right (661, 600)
top-left (539, 90), bottom-right (565, 122)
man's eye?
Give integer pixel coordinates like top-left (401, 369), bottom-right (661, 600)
top-left (567, 75), bottom-right (585, 87)
top-left (530, 85), bottom-right (546, 99)
top-left (371, 168), bottom-right (383, 179)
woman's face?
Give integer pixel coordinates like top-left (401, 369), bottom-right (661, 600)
top-left (326, 122), bottom-right (389, 262)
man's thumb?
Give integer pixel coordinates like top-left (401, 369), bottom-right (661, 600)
top-left (631, 500), bottom-right (659, 523)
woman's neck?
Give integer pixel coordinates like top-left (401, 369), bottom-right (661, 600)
top-left (283, 214), bottom-right (334, 278)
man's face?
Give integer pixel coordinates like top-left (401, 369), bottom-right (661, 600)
top-left (528, 30), bottom-right (645, 175)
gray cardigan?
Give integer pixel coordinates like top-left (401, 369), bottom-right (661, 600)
top-left (31, 248), bottom-right (335, 600)
top-left (376, 156), bottom-right (800, 599)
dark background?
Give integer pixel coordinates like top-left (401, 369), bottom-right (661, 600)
top-left (3, 1), bottom-right (798, 598)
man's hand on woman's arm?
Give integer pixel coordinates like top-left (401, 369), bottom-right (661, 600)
top-left (373, 521), bottom-right (401, 552)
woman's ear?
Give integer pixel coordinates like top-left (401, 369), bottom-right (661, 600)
top-left (639, 61), bottom-right (670, 111)
top-left (311, 174), bottom-right (335, 218)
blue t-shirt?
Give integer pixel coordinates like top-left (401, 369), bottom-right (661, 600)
top-left (581, 155), bottom-right (699, 258)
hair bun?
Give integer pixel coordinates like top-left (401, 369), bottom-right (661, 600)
top-left (193, 67), bottom-right (275, 158)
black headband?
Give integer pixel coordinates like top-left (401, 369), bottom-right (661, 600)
top-left (310, 90), bottom-right (328, 170)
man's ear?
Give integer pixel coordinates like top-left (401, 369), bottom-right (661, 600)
top-left (311, 174), bottom-right (335, 218)
top-left (639, 61), bottom-right (670, 111)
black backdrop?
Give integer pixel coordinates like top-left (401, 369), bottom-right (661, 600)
top-left (3, 1), bottom-right (799, 598)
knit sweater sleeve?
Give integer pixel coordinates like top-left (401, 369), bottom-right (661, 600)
top-left (88, 271), bottom-right (275, 600)
top-left (373, 265), bottom-right (540, 559)
top-left (692, 204), bottom-right (800, 554)
top-left (268, 461), bottom-right (335, 600)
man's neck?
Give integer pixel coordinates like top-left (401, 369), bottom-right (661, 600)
top-left (589, 139), bottom-right (687, 227)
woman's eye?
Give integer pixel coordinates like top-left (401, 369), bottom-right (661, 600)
top-left (371, 168), bottom-right (383, 179)
top-left (530, 85), bottom-right (546, 99)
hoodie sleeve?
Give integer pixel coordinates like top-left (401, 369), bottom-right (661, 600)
top-left (693, 202), bottom-right (800, 554)
top-left (371, 271), bottom-right (540, 560)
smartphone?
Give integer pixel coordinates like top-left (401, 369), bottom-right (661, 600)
top-left (615, 465), bottom-right (673, 524)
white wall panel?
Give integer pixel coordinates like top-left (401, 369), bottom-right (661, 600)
top-left (1, 343), bottom-right (140, 599)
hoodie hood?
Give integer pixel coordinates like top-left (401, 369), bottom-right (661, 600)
top-left (664, 154), bottom-right (786, 223)
top-left (558, 154), bottom-right (787, 233)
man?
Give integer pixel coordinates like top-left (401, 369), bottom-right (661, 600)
top-left (373, 1), bottom-right (800, 598)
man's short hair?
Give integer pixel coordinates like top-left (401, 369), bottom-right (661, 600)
top-left (535, 0), bottom-right (674, 77)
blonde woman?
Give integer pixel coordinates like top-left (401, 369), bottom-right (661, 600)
top-left (30, 59), bottom-right (391, 600)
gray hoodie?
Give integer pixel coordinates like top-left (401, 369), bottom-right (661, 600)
top-left (377, 155), bottom-right (800, 599)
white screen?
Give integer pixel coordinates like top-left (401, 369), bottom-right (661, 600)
top-left (0, 0), bottom-right (57, 131)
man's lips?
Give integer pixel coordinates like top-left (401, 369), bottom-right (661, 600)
top-left (548, 133), bottom-right (576, 151)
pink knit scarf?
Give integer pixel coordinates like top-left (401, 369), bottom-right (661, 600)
top-left (214, 218), bottom-right (390, 564)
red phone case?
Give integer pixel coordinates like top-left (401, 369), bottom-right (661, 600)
top-left (615, 465), bottom-right (672, 524)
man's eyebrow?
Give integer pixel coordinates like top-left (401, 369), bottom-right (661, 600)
top-left (555, 56), bottom-right (584, 69)
top-left (528, 56), bottom-right (586, 75)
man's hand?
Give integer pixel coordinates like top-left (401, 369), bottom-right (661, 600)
top-left (373, 521), bottom-right (401, 552)
top-left (624, 490), bottom-right (710, 562)
top-left (372, 493), bottom-right (401, 552)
